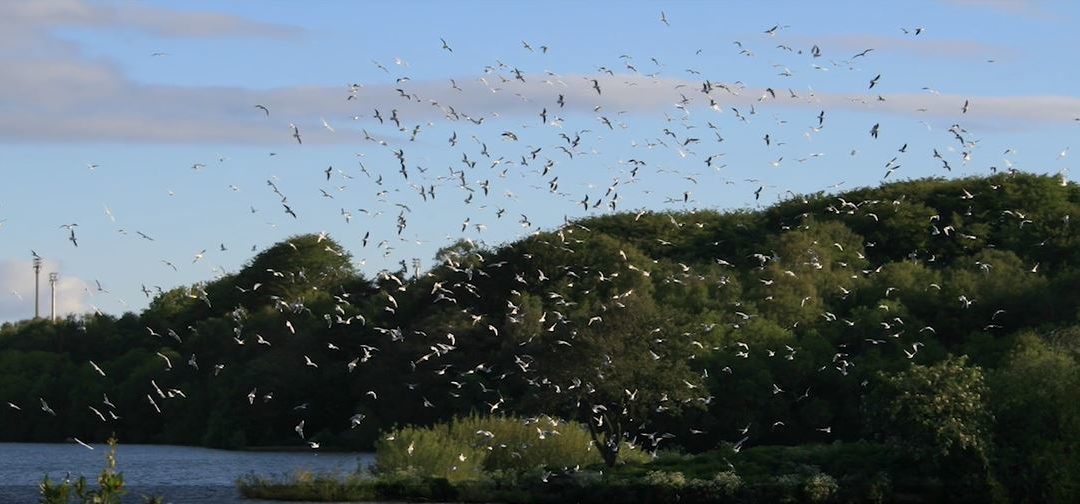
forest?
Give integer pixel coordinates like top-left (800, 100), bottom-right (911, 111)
top-left (3, 172), bottom-right (1080, 501)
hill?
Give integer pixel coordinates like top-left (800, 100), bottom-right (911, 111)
top-left (2, 171), bottom-right (1079, 501)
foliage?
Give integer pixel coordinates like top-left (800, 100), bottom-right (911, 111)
top-left (39, 438), bottom-right (163, 504)
top-left (3, 174), bottom-right (1080, 501)
top-left (865, 355), bottom-right (991, 464)
top-left (375, 414), bottom-right (647, 482)
top-left (989, 333), bottom-right (1080, 502)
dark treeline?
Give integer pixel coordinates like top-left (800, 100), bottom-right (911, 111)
top-left (3, 172), bottom-right (1080, 501)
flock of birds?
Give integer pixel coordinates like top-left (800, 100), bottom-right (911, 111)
top-left (4, 11), bottom-right (1075, 471)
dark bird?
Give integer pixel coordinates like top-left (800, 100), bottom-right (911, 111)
top-left (254, 104), bottom-right (270, 116)
top-left (870, 123), bottom-right (880, 138)
top-left (290, 123), bottom-right (302, 144)
top-left (868, 74), bottom-right (881, 89)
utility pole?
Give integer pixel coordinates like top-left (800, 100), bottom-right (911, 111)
top-left (32, 256), bottom-right (42, 319)
top-left (49, 272), bottom-right (59, 322)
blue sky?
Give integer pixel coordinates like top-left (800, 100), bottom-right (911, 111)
top-left (1, 0), bottom-right (1077, 322)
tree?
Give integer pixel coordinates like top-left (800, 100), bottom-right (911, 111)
top-left (501, 232), bottom-right (703, 467)
top-left (866, 356), bottom-right (991, 463)
top-left (991, 332), bottom-right (1080, 502)
top-left (865, 355), bottom-right (993, 499)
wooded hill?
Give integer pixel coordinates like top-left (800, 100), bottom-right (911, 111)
top-left (3, 171), bottom-right (1079, 501)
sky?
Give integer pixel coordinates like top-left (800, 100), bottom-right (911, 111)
top-left (1, 0), bottom-right (1077, 323)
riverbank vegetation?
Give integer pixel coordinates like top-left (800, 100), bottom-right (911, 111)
top-left (5, 173), bottom-right (1080, 501)
top-left (39, 438), bottom-right (163, 504)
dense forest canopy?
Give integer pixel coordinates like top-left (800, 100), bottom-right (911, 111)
top-left (3, 172), bottom-right (1080, 500)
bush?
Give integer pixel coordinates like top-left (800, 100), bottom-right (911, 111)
top-left (803, 472), bottom-right (838, 503)
top-left (643, 470), bottom-right (687, 488)
top-left (374, 424), bottom-right (486, 482)
top-left (713, 470), bottom-right (743, 497)
top-left (376, 414), bottom-right (647, 482)
top-left (237, 471), bottom-right (376, 501)
top-left (864, 471), bottom-right (892, 504)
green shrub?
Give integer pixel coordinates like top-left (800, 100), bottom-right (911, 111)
top-left (376, 413), bottom-right (646, 482)
top-left (864, 471), bottom-right (892, 504)
top-left (771, 473), bottom-right (803, 503)
top-left (713, 470), bottom-right (743, 496)
top-left (374, 424), bottom-right (486, 482)
top-left (643, 470), bottom-right (687, 488)
top-left (804, 472), bottom-right (839, 503)
top-left (237, 471), bottom-right (376, 501)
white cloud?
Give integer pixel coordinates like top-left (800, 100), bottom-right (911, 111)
top-left (0, 0), bottom-right (302, 42)
top-left (1, 65), bottom-right (1078, 145)
top-left (0, 259), bottom-right (89, 322)
top-left (783, 34), bottom-right (1007, 60)
top-left (0, 1), bottom-right (1075, 145)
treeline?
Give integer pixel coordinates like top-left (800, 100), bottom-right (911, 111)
top-left (3, 172), bottom-right (1080, 501)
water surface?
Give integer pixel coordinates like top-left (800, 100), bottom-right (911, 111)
top-left (0, 442), bottom-right (373, 503)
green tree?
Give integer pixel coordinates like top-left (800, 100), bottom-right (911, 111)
top-left (991, 332), bottom-right (1080, 502)
top-left (867, 356), bottom-right (991, 463)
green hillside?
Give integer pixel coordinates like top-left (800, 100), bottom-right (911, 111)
top-left (3, 171), bottom-right (1080, 501)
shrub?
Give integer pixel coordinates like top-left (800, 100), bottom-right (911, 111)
top-left (803, 472), bottom-right (839, 503)
top-left (643, 470), bottom-right (687, 488)
top-left (376, 413), bottom-right (645, 481)
top-left (374, 424), bottom-right (486, 482)
top-left (864, 471), bottom-right (892, 504)
top-left (771, 473), bottom-right (803, 503)
top-left (236, 471), bottom-right (377, 501)
top-left (713, 470), bottom-right (743, 496)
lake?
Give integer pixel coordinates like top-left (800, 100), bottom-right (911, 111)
top-left (0, 443), bottom-right (374, 503)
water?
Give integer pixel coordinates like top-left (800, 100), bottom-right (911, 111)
top-left (0, 443), bottom-right (374, 503)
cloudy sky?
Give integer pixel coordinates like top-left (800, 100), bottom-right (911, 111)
top-left (0, 0), bottom-right (1077, 322)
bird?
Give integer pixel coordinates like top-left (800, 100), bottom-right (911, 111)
top-left (289, 123), bottom-right (302, 144)
top-left (254, 104), bottom-right (270, 116)
top-left (89, 360), bottom-right (106, 377)
top-left (155, 352), bottom-right (173, 370)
